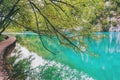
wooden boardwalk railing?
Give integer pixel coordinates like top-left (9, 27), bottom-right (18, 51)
top-left (0, 36), bottom-right (16, 80)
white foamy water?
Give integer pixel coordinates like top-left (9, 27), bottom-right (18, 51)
top-left (11, 43), bottom-right (95, 80)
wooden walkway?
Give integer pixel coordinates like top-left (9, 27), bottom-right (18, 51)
top-left (0, 36), bottom-right (16, 80)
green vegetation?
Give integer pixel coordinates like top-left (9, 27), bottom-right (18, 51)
top-left (7, 46), bottom-right (78, 80)
top-left (0, 0), bottom-right (120, 80)
top-left (28, 65), bottom-right (63, 80)
top-left (16, 34), bottom-right (52, 58)
top-left (0, 35), bottom-right (7, 41)
top-left (5, 26), bottom-right (25, 33)
top-left (6, 48), bottom-right (33, 80)
top-left (0, 35), bottom-right (4, 41)
top-left (0, 0), bottom-right (106, 53)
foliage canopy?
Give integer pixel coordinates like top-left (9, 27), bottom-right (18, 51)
top-left (0, 0), bottom-right (119, 53)
top-left (0, 0), bottom-right (104, 53)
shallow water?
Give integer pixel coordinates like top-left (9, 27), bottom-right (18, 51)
top-left (8, 32), bottom-right (120, 80)
top-left (12, 44), bottom-right (94, 80)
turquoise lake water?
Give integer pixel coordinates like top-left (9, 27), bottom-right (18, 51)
top-left (15, 32), bottom-right (120, 80)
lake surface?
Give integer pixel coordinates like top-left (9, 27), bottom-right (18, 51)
top-left (7, 32), bottom-right (120, 80)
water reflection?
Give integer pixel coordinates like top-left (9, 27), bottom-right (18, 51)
top-left (84, 32), bottom-right (120, 80)
top-left (87, 32), bottom-right (120, 54)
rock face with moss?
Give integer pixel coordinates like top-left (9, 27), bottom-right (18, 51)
top-left (109, 16), bottom-right (120, 32)
top-left (106, 1), bottom-right (120, 32)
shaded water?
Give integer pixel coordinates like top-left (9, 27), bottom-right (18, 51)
top-left (7, 32), bottom-right (120, 80)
